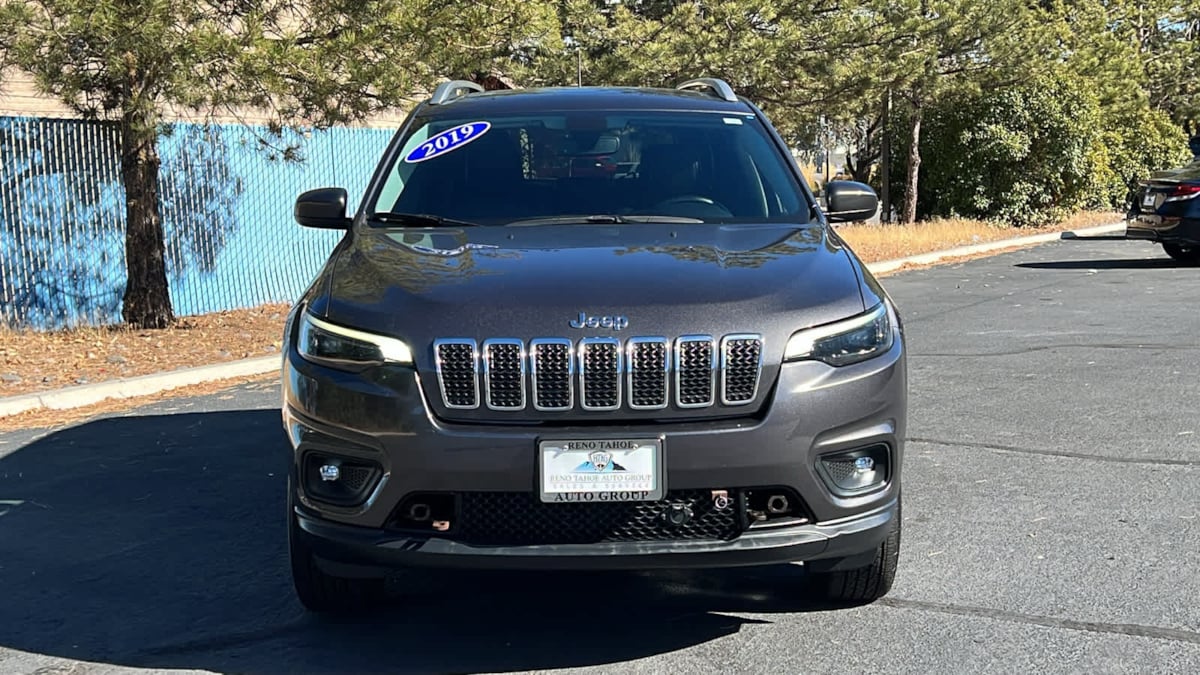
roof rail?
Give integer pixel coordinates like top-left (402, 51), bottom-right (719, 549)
top-left (429, 80), bottom-right (485, 105)
top-left (675, 78), bottom-right (738, 103)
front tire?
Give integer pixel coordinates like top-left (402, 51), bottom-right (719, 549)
top-left (809, 505), bottom-right (901, 604)
top-left (1163, 242), bottom-right (1200, 264)
top-left (288, 486), bottom-right (384, 613)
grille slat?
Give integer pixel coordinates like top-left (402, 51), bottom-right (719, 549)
top-left (434, 334), bottom-right (761, 412)
top-left (628, 338), bottom-right (669, 409)
top-left (579, 338), bottom-right (621, 410)
top-left (676, 336), bottom-right (716, 408)
top-left (721, 335), bottom-right (763, 405)
top-left (435, 339), bottom-right (478, 409)
top-left (531, 339), bottom-right (573, 411)
top-left (451, 490), bottom-right (743, 545)
top-left (484, 340), bottom-right (525, 410)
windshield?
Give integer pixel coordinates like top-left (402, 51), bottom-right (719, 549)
top-left (368, 111), bottom-right (811, 225)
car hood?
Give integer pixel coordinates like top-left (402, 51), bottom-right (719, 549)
top-left (318, 222), bottom-right (867, 358)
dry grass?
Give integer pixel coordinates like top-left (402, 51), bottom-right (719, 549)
top-left (869, 245), bottom-right (1046, 278)
top-left (837, 211), bottom-right (1123, 264)
top-left (0, 303), bottom-right (290, 398)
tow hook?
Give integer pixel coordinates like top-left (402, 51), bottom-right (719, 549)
top-left (711, 489), bottom-right (731, 510)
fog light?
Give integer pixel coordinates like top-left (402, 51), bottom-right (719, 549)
top-left (303, 452), bottom-right (382, 506)
top-left (817, 444), bottom-right (890, 496)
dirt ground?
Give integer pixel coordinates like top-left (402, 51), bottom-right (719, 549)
top-left (1, 303), bottom-right (289, 398)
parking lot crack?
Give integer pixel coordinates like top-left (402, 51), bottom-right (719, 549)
top-left (879, 598), bottom-right (1200, 646)
top-left (908, 437), bottom-right (1200, 467)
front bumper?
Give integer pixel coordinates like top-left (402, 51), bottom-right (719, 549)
top-left (281, 318), bottom-right (906, 569)
top-left (296, 497), bottom-right (898, 573)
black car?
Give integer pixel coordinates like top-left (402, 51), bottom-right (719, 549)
top-left (1127, 154), bottom-right (1200, 264)
top-left (282, 78), bottom-right (906, 612)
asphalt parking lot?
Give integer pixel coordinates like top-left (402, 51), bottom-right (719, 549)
top-left (0, 236), bottom-right (1197, 674)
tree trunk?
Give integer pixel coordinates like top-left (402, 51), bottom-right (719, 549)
top-left (119, 110), bottom-right (174, 329)
top-left (901, 100), bottom-right (923, 225)
top-left (880, 87), bottom-right (892, 223)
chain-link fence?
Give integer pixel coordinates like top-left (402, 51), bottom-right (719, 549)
top-left (0, 116), bottom-right (397, 330)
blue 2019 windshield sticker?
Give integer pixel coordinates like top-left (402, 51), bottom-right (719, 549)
top-left (403, 121), bottom-right (491, 163)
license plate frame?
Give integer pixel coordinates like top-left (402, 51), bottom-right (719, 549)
top-left (1143, 192), bottom-right (1157, 208)
top-left (537, 437), bottom-right (664, 504)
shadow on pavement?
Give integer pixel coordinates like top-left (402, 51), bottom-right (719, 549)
top-left (1015, 258), bottom-right (1184, 270)
top-left (0, 410), bottom-right (843, 673)
top-left (1058, 233), bottom-right (1129, 241)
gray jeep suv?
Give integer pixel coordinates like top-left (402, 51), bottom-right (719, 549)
top-left (282, 78), bottom-right (907, 612)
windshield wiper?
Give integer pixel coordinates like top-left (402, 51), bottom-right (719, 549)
top-left (367, 212), bottom-right (480, 228)
top-left (506, 214), bottom-right (704, 226)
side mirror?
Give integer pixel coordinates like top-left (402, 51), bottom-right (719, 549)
top-left (825, 181), bottom-right (879, 223)
top-left (295, 187), bottom-right (350, 229)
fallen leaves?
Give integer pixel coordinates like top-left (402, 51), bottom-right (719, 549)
top-left (0, 303), bottom-right (290, 398)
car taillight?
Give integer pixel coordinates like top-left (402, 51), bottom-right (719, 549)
top-left (1166, 184), bottom-right (1200, 202)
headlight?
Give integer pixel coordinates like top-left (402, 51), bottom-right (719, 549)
top-left (784, 303), bottom-right (894, 366)
top-left (296, 311), bottom-right (413, 369)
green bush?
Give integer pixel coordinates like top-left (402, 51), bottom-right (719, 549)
top-left (890, 73), bottom-right (1190, 225)
top-left (1091, 106), bottom-right (1191, 209)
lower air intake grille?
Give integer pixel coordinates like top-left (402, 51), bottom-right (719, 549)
top-left (452, 490), bottom-right (744, 545)
top-left (338, 465), bottom-right (375, 493)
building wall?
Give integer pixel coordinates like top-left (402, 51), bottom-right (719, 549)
top-left (0, 67), bottom-right (413, 127)
top-left (0, 70), bottom-right (77, 119)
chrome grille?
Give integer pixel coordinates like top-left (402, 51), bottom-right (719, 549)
top-left (676, 336), bottom-right (716, 408)
top-left (530, 339), bottom-right (573, 411)
top-left (579, 338), bottom-right (621, 410)
top-left (483, 339), bottom-right (525, 410)
top-left (432, 334), bottom-right (761, 412)
top-left (628, 338), bottom-right (669, 410)
top-left (434, 339), bottom-right (478, 409)
top-left (721, 335), bottom-right (763, 405)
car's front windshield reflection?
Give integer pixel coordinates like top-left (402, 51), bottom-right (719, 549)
top-left (369, 111), bottom-right (810, 226)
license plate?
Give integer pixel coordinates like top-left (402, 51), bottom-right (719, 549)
top-left (538, 438), bottom-right (663, 503)
top-left (1143, 192), bottom-right (1157, 208)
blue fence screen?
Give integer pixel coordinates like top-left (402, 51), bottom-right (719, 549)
top-left (0, 116), bottom-right (398, 329)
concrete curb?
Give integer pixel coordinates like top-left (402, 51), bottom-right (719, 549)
top-left (862, 221), bottom-right (1126, 275)
top-left (0, 355), bottom-right (279, 418)
top-left (0, 220), bottom-right (1128, 419)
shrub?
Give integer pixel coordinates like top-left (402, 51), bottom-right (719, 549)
top-left (890, 73), bottom-right (1189, 225)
